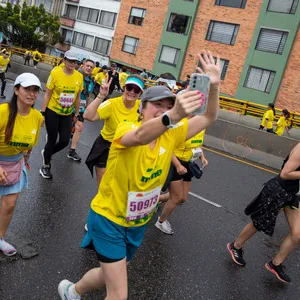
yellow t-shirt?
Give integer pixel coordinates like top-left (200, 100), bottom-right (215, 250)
top-left (119, 72), bottom-right (129, 88)
top-left (46, 67), bottom-right (84, 116)
top-left (261, 110), bottom-right (274, 129)
top-left (97, 96), bottom-right (140, 142)
top-left (0, 56), bottom-right (10, 73)
top-left (174, 129), bottom-right (206, 162)
top-left (275, 116), bottom-right (287, 136)
top-left (91, 119), bottom-right (188, 227)
top-left (0, 103), bottom-right (43, 156)
top-left (95, 72), bottom-right (108, 86)
top-left (32, 51), bottom-right (41, 62)
top-left (92, 67), bottom-right (100, 78)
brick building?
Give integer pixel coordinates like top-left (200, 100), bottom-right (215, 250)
top-left (110, 0), bottom-right (300, 110)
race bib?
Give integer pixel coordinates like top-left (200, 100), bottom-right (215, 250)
top-left (59, 93), bottom-right (75, 107)
top-left (190, 147), bottom-right (202, 162)
top-left (80, 99), bottom-right (86, 110)
top-left (126, 186), bottom-right (161, 222)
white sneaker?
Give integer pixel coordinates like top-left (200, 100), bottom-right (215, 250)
top-left (155, 217), bottom-right (174, 235)
top-left (58, 280), bottom-right (80, 300)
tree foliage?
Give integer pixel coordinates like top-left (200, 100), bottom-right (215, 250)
top-left (0, 2), bottom-right (61, 49)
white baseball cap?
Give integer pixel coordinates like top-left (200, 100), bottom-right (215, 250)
top-left (64, 50), bottom-right (79, 61)
top-left (14, 73), bottom-right (42, 89)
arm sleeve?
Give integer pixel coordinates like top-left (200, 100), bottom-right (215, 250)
top-left (46, 71), bottom-right (56, 90)
top-left (97, 100), bottom-right (112, 120)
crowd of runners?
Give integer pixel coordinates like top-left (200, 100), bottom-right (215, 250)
top-left (0, 48), bottom-right (300, 300)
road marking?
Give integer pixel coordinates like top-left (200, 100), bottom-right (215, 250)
top-left (203, 146), bottom-right (278, 175)
top-left (188, 192), bottom-right (222, 208)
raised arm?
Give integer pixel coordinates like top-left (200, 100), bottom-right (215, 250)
top-left (83, 78), bottom-right (112, 121)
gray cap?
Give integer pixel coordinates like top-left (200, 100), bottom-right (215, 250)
top-left (64, 50), bottom-right (79, 61)
top-left (141, 86), bottom-right (176, 102)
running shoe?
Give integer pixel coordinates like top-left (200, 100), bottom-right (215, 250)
top-left (155, 217), bottom-right (174, 235)
top-left (0, 238), bottom-right (17, 256)
top-left (265, 261), bottom-right (291, 283)
top-left (58, 280), bottom-right (81, 300)
top-left (67, 150), bottom-right (82, 161)
top-left (227, 242), bottom-right (246, 266)
top-left (39, 166), bottom-right (53, 179)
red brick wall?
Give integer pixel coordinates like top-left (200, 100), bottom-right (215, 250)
top-left (275, 29), bottom-right (300, 112)
top-left (181, 0), bottom-right (263, 97)
top-left (110, 0), bottom-right (170, 71)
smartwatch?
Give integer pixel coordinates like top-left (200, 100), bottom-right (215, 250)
top-left (162, 112), bottom-right (176, 129)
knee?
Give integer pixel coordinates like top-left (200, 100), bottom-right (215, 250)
top-left (2, 200), bottom-right (17, 214)
top-left (171, 192), bottom-right (184, 204)
top-left (75, 122), bottom-right (83, 133)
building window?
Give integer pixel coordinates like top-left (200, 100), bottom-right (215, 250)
top-left (72, 32), bottom-right (94, 49)
top-left (61, 28), bottom-right (73, 44)
top-left (93, 37), bottom-right (111, 55)
top-left (215, 0), bottom-right (247, 8)
top-left (244, 67), bottom-right (275, 93)
top-left (128, 7), bottom-right (146, 26)
top-left (122, 36), bottom-right (139, 54)
top-left (77, 7), bottom-right (99, 23)
top-left (256, 28), bottom-right (288, 54)
top-left (99, 11), bottom-right (117, 28)
top-left (159, 46), bottom-right (180, 66)
top-left (267, 0), bottom-right (298, 14)
top-left (166, 13), bottom-right (191, 35)
top-left (206, 21), bottom-right (239, 45)
top-left (64, 4), bottom-right (78, 19)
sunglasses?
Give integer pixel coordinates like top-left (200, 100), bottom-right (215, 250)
top-left (126, 85), bottom-right (141, 94)
top-left (66, 58), bottom-right (79, 64)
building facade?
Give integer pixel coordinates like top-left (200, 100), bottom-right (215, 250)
top-left (59, 0), bottom-right (121, 64)
top-left (110, 0), bottom-right (300, 110)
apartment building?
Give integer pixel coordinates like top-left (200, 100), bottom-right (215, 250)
top-left (59, 0), bottom-right (121, 65)
top-left (110, 0), bottom-right (300, 109)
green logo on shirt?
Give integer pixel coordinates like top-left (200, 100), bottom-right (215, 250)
top-left (141, 169), bottom-right (162, 183)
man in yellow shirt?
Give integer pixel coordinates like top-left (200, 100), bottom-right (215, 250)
top-left (91, 61), bottom-right (100, 78)
top-left (119, 65), bottom-right (129, 91)
top-left (32, 49), bottom-right (42, 69)
top-left (24, 49), bottom-right (31, 66)
top-left (0, 50), bottom-right (10, 99)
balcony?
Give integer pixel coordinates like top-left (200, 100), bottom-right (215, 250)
top-left (66, 0), bottom-right (79, 3)
top-left (60, 17), bottom-right (76, 28)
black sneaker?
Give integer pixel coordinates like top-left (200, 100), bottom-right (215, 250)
top-left (227, 242), bottom-right (246, 266)
top-left (39, 166), bottom-right (53, 179)
top-left (67, 150), bottom-right (81, 161)
top-left (265, 261), bottom-right (291, 283)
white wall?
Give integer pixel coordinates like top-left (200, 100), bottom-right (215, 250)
top-left (70, 45), bottom-right (109, 66)
top-left (78, 0), bottom-right (120, 13)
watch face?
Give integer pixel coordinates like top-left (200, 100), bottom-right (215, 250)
top-left (162, 113), bottom-right (170, 126)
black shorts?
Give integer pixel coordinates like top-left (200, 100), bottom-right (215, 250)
top-left (171, 159), bottom-right (193, 182)
top-left (85, 135), bottom-right (111, 176)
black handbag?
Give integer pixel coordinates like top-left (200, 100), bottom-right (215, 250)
top-left (188, 161), bottom-right (203, 179)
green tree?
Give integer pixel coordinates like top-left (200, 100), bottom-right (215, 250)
top-left (0, 2), bottom-right (61, 49)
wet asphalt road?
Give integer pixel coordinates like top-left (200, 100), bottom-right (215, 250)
top-left (1, 85), bottom-right (300, 300)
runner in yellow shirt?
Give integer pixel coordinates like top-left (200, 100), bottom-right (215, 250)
top-left (274, 109), bottom-right (290, 136)
top-left (91, 61), bottom-right (100, 78)
top-left (156, 125), bottom-right (208, 234)
top-left (259, 103), bottom-right (275, 133)
top-left (32, 49), bottom-right (42, 69)
top-left (119, 65), bottom-right (129, 90)
top-left (39, 50), bottom-right (84, 179)
top-left (84, 74), bottom-right (144, 186)
top-left (58, 50), bottom-right (220, 300)
top-left (0, 73), bottom-right (43, 256)
top-left (24, 49), bottom-right (31, 66)
top-left (0, 50), bottom-right (10, 99)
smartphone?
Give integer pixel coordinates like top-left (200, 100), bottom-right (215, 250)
top-left (189, 73), bottom-right (210, 115)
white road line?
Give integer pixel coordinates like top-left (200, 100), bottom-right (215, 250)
top-left (188, 192), bottom-right (223, 208)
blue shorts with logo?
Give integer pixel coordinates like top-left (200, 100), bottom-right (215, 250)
top-left (81, 209), bottom-right (147, 262)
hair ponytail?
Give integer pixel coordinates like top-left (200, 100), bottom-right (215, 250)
top-left (4, 89), bottom-right (19, 144)
top-left (268, 103), bottom-right (275, 117)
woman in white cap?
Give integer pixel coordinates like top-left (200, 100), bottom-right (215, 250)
top-left (58, 50), bottom-right (220, 300)
top-left (0, 73), bottom-right (43, 256)
top-left (84, 74), bottom-right (144, 186)
top-left (39, 50), bottom-right (84, 179)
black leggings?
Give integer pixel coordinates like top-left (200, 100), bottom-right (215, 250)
top-left (0, 73), bottom-right (6, 96)
top-left (44, 108), bottom-right (72, 165)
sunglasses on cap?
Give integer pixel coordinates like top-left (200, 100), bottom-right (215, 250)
top-left (126, 84), bottom-right (141, 94)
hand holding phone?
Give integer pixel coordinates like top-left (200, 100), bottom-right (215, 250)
top-left (189, 73), bottom-right (210, 115)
